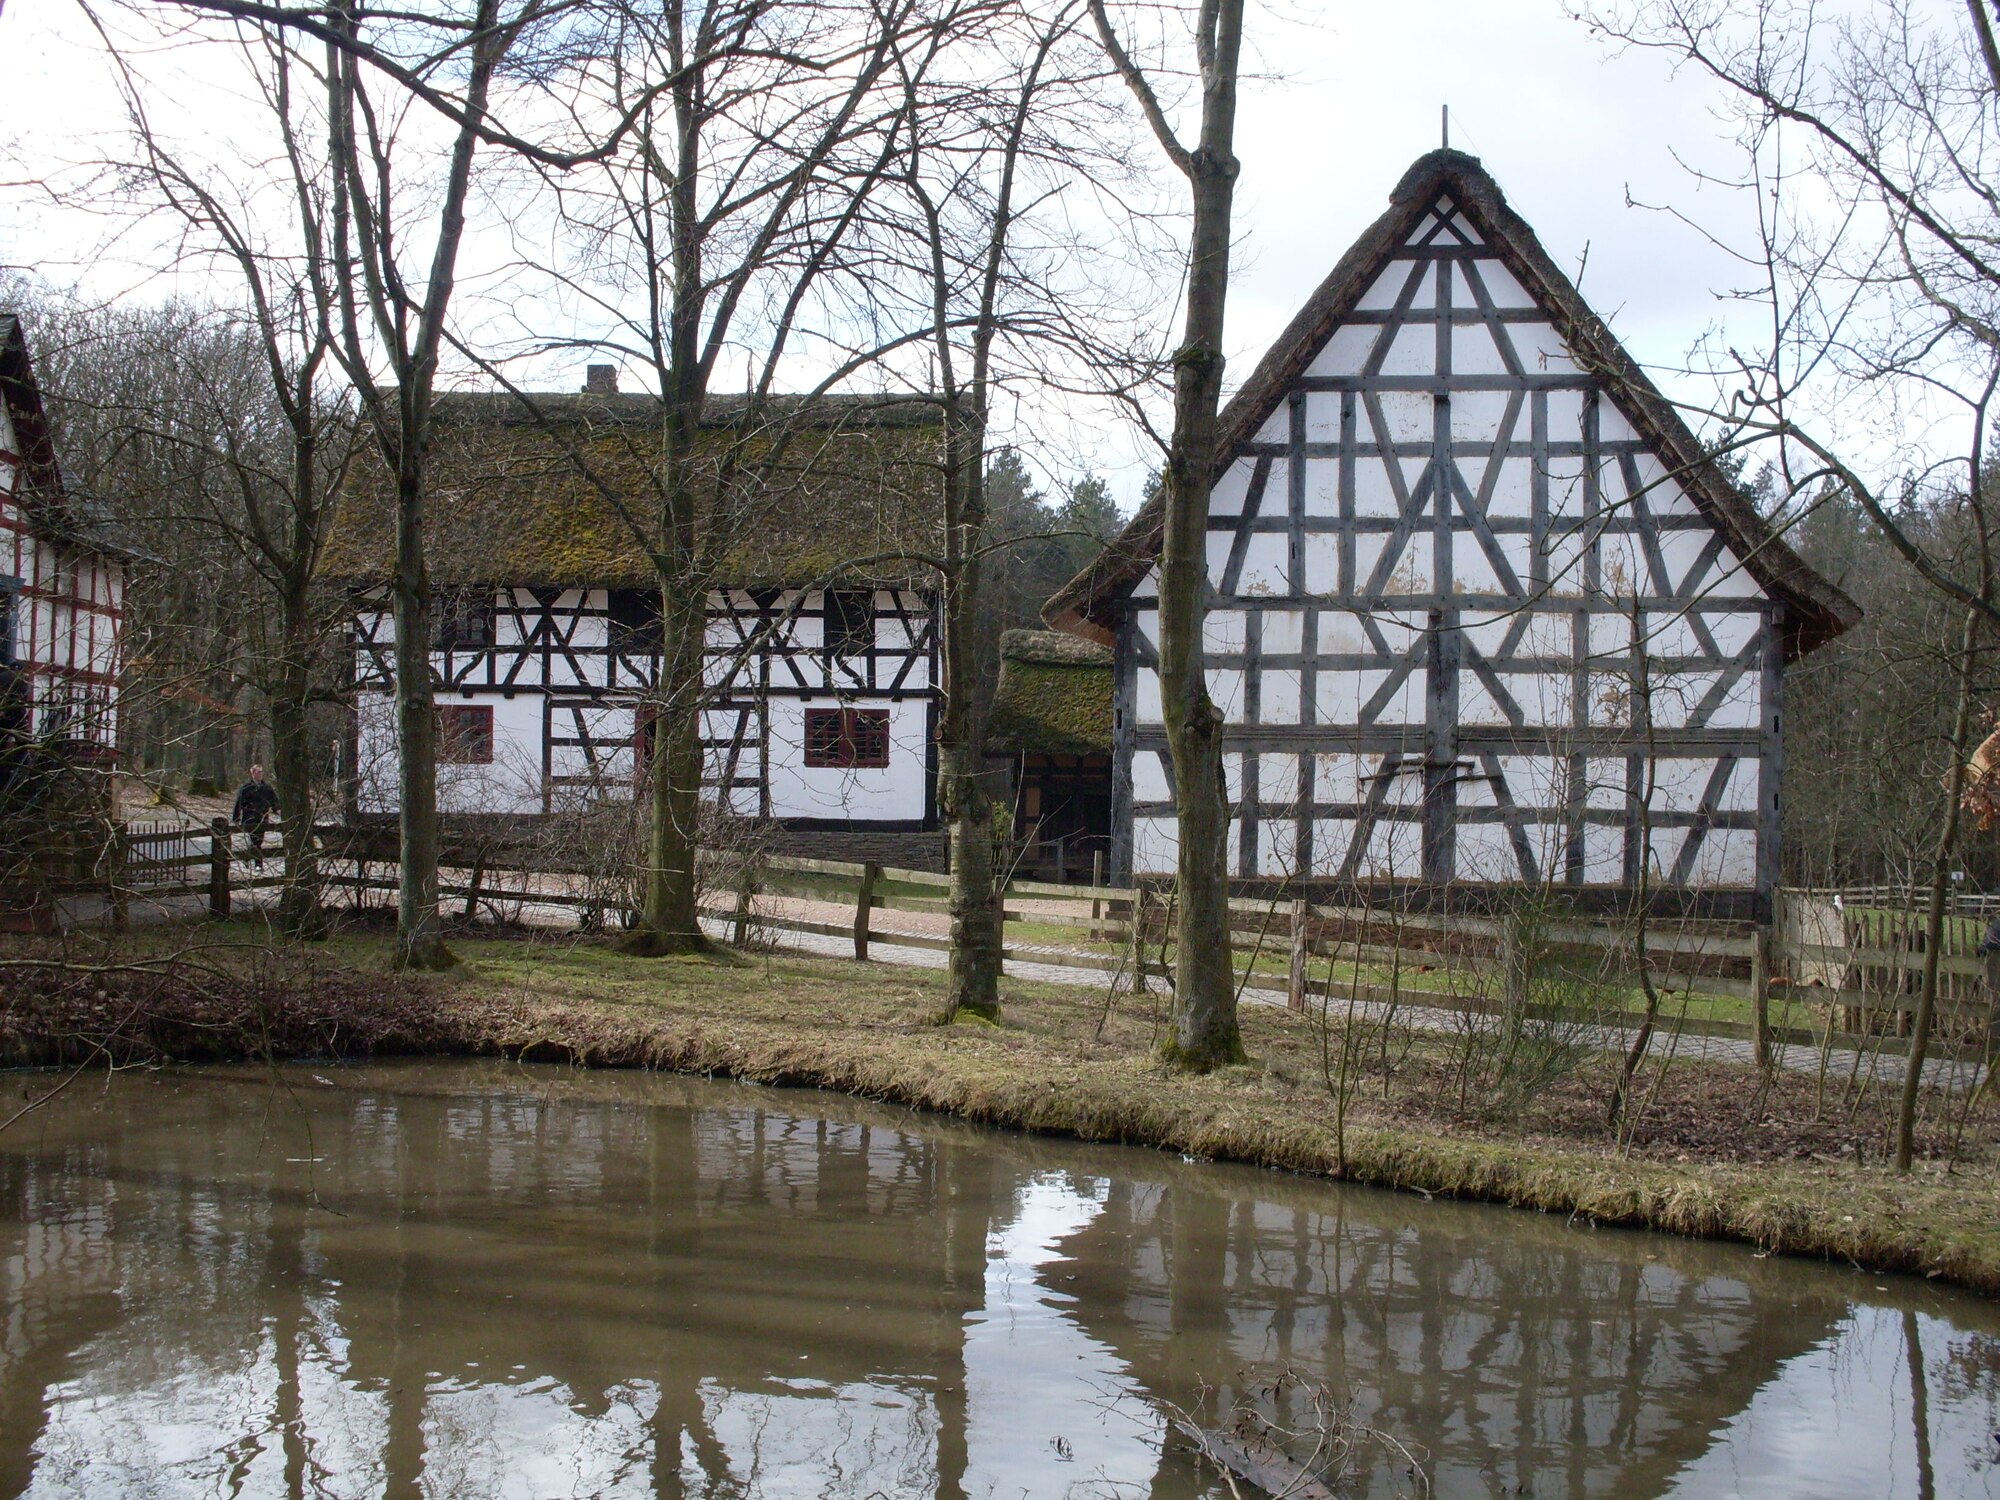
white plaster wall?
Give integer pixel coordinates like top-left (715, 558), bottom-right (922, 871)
top-left (548, 700), bottom-right (637, 788)
top-left (764, 696), bottom-right (928, 822)
top-left (354, 690), bottom-right (546, 815)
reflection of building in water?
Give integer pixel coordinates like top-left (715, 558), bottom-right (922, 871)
top-left (0, 1139), bottom-right (128, 1498)
top-left (1, 1076), bottom-right (1994, 1498)
top-left (0, 1077), bottom-right (1000, 1498)
top-left (1050, 1166), bottom-right (1860, 1498)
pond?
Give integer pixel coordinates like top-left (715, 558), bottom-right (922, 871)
top-left (0, 1061), bottom-right (1996, 1498)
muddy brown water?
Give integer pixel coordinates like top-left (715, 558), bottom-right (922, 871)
top-left (1, 1063), bottom-right (1996, 1499)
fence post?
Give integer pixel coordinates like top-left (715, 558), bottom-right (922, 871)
top-left (1501, 910), bottom-right (1529, 1020)
top-left (1750, 921), bottom-right (1772, 1068)
top-left (1984, 949), bottom-right (2000, 1058)
top-left (1130, 887), bottom-right (1149, 994)
top-left (1287, 898), bottom-right (1309, 1013)
top-left (207, 816), bottom-right (231, 921)
top-left (461, 852), bottom-right (487, 922)
top-left (1090, 850), bottom-right (1106, 942)
top-left (853, 861), bottom-right (880, 961)
top-left (107, 825), bottom-right (130, 933)
top-left (732, 864), bottom-right (758, 948)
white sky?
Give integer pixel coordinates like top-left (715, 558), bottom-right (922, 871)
top-left (0, 0), bottom-right (1769, 509)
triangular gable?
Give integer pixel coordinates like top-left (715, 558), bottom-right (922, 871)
top-left (1043, 149), bottom-right (1859, 659)
top-left (0, 314), bottom-right (65, 502)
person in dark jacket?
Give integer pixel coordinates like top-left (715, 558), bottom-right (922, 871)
top-left (231, 764), bottom-right (281, 866)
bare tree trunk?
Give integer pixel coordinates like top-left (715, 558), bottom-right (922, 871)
top-left (629, 576), bottom-right (709, 954)
top-left (269, 628), bottom-right (323, 940)
top-left (623, 53), bottom-right (717, 958)
top-left (1093, 0), bottom-right (1249, 1069)
top-left (324, 0), bottom-right (511, 971)
top-left (1896, 605), bottom-right (1981, 1171)
top-left (389, 440), bottom-right (448, 968)
top-left (942, 541), bottom-right (1002, 1019)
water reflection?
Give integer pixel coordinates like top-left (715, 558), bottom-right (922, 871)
top-left (0, 1062), bottom-right (1995, 1498)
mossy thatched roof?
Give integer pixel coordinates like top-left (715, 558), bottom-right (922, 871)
top-left (321, 392), bottom-right (943, 588)
top-left (986, 629), bottom-right (1113, 756)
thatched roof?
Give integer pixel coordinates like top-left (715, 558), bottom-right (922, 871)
top-left (320, 391), bottom-right (944, 589)
top-left (985, 628), bottom-right (1113, 755)
top-left (1043, 149), bottom-right (1861, 659)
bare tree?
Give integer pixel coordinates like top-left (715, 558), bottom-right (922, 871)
top-left (875, 0), bottom-right (1139, 1017)
top-left (1089, 0), bottom-right (1247, 1069)
top-left (471, 0), bottom-right (932, 957)
top-left (1577, 0), bottom-right (2000, 1167)
top-left (319, 0), bottom-right (542, 968)
top-left (61, 31), bottom-right (364, 936)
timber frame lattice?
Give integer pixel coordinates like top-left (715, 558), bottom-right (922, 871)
top-left (1066, 151), bottom-right (1859, 918)
top-left (350, 583), bottom-right (940, 825)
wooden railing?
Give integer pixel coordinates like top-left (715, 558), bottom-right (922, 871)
top-left (100, 824), bottom-right (2000, 1060)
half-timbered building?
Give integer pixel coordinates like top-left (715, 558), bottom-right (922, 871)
top-left (0, 314), bottom-right (125, 766)
top-left (1045, 151), bottom-right (1861, 913)
top-left (321, 383), bottom-right (944, 856)
top-left (985, 628), bottom-right (1113, 880)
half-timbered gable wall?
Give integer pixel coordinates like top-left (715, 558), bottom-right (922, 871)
top-left (1047, 153), bottom-right (1858, 909)
top-left (350, 584), bottom-right (938, 824)
top-left (0, 316), bottom-right (124, 760)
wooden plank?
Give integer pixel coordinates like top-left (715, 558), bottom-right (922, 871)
top-left (1786, 942), bottom-right (1986, 978)
top-left (1003, 875), bottom-right (1128, 901)
top-left (854, 862), bottom-right (880, 962)
top-left (868, 862), bottom-right (953, 889)
top-left (1751, 922), bottom-right (1771, 1068)
top-left (760, 854), bottom-right (869, 880)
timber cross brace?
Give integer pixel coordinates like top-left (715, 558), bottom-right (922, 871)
top-left (1044, 149), bottom-right (1860, 918)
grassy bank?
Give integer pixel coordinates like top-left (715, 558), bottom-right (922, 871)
top-left (4, 921), bottom-right (1997, 1294)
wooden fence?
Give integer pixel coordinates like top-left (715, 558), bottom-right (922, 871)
top-left (105, 824), bottom-right (2000, 1063)
top-left (103, 817), bottom-right (287, 925)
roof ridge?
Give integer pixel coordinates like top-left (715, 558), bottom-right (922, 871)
top-left (1041, 149), bottom-right (1860, 658)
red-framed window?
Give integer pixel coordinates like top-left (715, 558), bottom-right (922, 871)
top-left (438, 703), bottom-right (494, 764)
top-left (803, 707), bottom-right (890, 769)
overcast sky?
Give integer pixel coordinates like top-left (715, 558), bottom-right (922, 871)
top-left (1, 0), bottom-right (1767, 507)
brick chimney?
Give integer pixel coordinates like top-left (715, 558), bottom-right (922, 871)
top-left (582, 364), bottom-right (618, 395)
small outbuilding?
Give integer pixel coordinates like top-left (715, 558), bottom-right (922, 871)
top-left (985, 628), bottom-right (1113, 881)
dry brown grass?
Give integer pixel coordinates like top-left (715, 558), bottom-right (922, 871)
top-left (4, 921), bottom-right (1997, 1295)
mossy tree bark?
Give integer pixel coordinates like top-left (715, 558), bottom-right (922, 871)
top-left (269, 644), bottom-right (324, 941)
top-left (386, 439), bottom-right (450, 970)
top-left (1092, 0), bottom-right (1248, 1071)
top-left (939, 491), bottom-right (1002, 1020)
top-left (935, 393), bottom-right (1001, 1017)
top-left (629, 544), bottom-right (713, 956)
